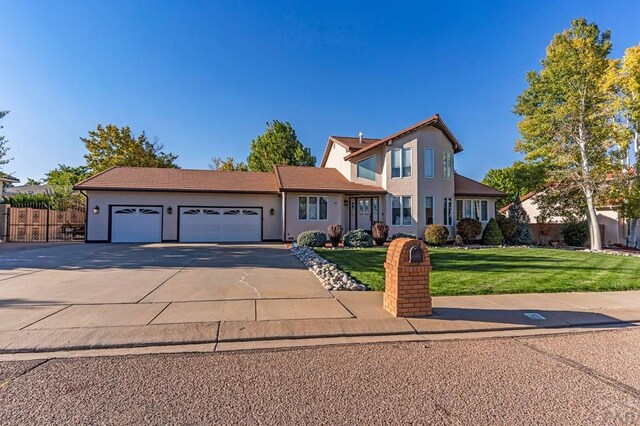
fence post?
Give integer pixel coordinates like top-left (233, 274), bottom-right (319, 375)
top-left (0, 205), bottom-right (8, 243)
top-left (45, 208), bottom-right (50, 242)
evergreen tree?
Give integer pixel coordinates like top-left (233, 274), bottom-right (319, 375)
top-left (247, 120), bottom-right (315, 172)
top-left (507, 196), bottom-right (533, 245)
top-left (482, 218), bottom-right (504, 245)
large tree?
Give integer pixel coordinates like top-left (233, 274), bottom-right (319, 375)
top-left (209, 156), bottom-right (248, 171)
top-left (482, 161), bottom-right (547, 208)
top-left (247, 120), bottom-right (315, 172)
top-left (45, 164), bottom-right (90, 187)
top-left (514, 18), bottom-right (624, 251)
top-left (81, 124), bottom-right (178, 174)
top-left (612, 44), bottom-right (640, 247)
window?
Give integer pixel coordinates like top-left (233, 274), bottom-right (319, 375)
top-left (391, 148), bottom-right (412, 178)
top-left (357, 156), bottom-right (376, 181)
top-left (298, 196), bottom-right (328, 221)
top-left (443, 151), bottom-right (453, 180)
top-left (424, 149), bottom-right (434, 178)
top-left (456, 199), bottom-right (489, 222)
top-left (443, 197), bottom-right (453, 226)
top-left (425, 196), bottom-right (434, 225)
top-left (392, 196), bottom-right (412, 226)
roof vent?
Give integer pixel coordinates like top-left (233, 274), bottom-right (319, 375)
top-left (359, 131), bottom-right (364, 143)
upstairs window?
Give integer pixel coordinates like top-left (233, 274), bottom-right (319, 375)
top-left (357, 156), bottom-right (376, 181)
top-left (443, 151), bottom-right (453, 180)
top-left (391, 148), bottom-right (412, 178)
top-left (424, 149), bottom-right (434, 178)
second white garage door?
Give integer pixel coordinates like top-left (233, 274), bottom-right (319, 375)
top-left (179, 207), bottom-right (262, 242)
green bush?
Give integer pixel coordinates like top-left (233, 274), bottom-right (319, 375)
top-left (296, 230), bottom-right (327, 247)
top-left (342, 229), bottom-right (373, 248)
top-left (372, 222), bottom-right (389, 246)
top-left (327, 224), bottom-right (343, 247)
top-left (456, 218), bottom-right (482, 243)
top-left (482, 218), bottom-right (504, 245)
top-left (391, 232), bottom-right (416, 240)
top-left (424, 225), bottom-right (449, 246)
top-left (497, 215), bottom-right (517, 244)
top-left (561, 221), bottom-right (589, 247)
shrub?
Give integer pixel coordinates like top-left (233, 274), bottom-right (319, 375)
top-left (497, 215), bottom-right (517, 244)
top-left (482, 218), bottom-right (504, 245)
top-left (456, 218), bottom-right (482, 243)
top-left (561, 221), bottom-right (589, 247)
top-left (342, 229), bottom-right (373, 248)
top-left (424, 225), bottom-right (449, 246)
top-left (391, 232), bottom-right (416, 240)
top-left (372, 222), bottom-right (389, 246)
top-left (327, 224), bottom-right (344, 247)
top-left (296, 230), bottom-right (327, 248)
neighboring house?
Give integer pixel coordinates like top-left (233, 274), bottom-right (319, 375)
top-left (74, 114), bottom-right (505, 243)
top-left (2, 184), bottom-right (54, 197)
top-left (0, 175), bottom-right (20, 195)
top-left (499, 191), bottom-right (637, 246)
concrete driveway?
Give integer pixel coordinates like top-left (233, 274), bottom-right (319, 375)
top-left (0, 243), bottom-right (356, 331)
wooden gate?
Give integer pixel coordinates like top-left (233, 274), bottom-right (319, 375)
top-left (5, 206), bottom-right (86, 242)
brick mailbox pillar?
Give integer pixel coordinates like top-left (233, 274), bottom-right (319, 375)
top-left (383, 238), bottom-right (432, 317)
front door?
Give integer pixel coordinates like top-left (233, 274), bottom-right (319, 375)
top-left (350, 197), bottom-right (379, 231)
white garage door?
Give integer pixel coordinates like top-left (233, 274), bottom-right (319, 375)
top-left (179, 207), bottom-right (262, 242)
top-left (111, 206), bottom-right (162, 243)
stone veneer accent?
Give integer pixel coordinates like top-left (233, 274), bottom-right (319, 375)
top-left (383, 238), bottom-right (432, 317)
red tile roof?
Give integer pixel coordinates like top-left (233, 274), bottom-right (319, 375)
top-left (342, 114), bottom-right (464, 161)
top-left (274, 166), bottom-right (385, 194)
top-left (74, 167), bottom-right (279, 193)
top-left (319, 136), bottom-right (380, 167)
top-left (454, 174), bottom-right (506, 197)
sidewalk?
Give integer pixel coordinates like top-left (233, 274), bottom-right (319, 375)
top-left (2, 290), bottom-right (640, 356)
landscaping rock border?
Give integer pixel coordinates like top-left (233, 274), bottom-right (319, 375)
top-left (290, 244), bottom-right (367, 291)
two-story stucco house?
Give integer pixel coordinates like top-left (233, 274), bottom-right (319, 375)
top-left (75, 115), bottom-right (505, 243)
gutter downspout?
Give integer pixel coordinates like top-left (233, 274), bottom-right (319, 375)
top-left (282, 192), bottom-right (287, 243)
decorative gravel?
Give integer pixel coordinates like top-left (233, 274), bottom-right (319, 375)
top-left (290, 244), bottom-right (366, 291)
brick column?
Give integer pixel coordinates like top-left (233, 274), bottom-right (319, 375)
top-left (383, 238), bottom-right (432, 317)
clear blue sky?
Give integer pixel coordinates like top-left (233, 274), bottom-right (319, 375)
top-left (1, 0), bottom-right (639, 182)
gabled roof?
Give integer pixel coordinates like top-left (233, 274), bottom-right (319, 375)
top-left (454, 174), bottom-right (506, 197)
top-left (498, 191), bottom-right (536, 214)
top-left (342, 114), bottom-right (464, 161)
top-left (274, 165), bottom-right (385, 194)
top-left (319, 136), bottom-right (381, 167)
top-left (0, 174), bottom-right (19, 184)
top-left (74, 167), bottom-right (279, 193)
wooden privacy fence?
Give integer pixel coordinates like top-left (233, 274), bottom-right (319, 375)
top-left (2, 205), bottom-right (86, 243)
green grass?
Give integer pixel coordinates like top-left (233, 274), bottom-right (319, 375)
top-left (315, 247), bottom-right (640, 296)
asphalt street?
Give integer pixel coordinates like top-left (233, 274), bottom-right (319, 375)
top-left (1, 327), bottom-right (639, 425)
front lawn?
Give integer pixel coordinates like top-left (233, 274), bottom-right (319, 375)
top-left (315, 247), bottom-right (640, 296)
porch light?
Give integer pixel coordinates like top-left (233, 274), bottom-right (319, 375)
top-left (270, 208), bottom-right (275, 216)
top-left (93, 206), bottom-right (100, 214)
top-left (167, 206), bottom-right (173, 215)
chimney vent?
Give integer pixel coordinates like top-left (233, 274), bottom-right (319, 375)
top-left (359, 131), bottom-right (364, 143)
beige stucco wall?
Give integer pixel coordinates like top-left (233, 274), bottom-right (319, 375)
top-left (348, 127), bottom-right (457, 238)
top-left (283, 192), bottom-right (346, 241)
top-left (323, 142), bottom-right (352, 180)
top-left (85, 190), bottom-right (282, 242)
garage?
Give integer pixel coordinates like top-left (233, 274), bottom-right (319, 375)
top-left (110, 206), bottom-right (162, 243)
top-left (179, 207), bottom-right (262, 242)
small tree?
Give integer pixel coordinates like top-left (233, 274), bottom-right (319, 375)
top-left (82, 124), bottom-right (178, 173)
top-left (497, 215), bottom-right (517, 244)
top-left (247, 120), bottom-right (316, 172)
top-left (0, 110), bottom-right (12, 174)
top-left (507, 196), bottom-right (533, 245)
top-left (327, 224), bottom-right (343, 247)
top-left (372, 222), bottom-right (389, 246)
top-left (482, 218), bottom-right (504, 245)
